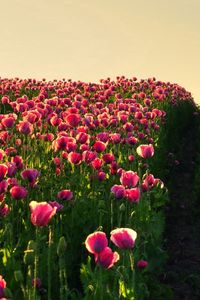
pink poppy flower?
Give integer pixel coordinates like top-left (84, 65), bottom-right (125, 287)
top-left (6, 162), bottom-right (17, 177)
top-left (0, 150), bottom-right (5, 162)
top-left (91, 158), bottom-right (103, 170)
top-left (142, 174), bottom-right (160, 192)
top-left (0, 204), bottom-right (10, 217)
top-left (127, 136), bottom-right (138, 146)
top-left (49, 201), bottom-right (64, 212)
top-left (68, 152), bottom-right (82, 165)
top-left (53, 137), bottom-right (67, 151)
top-left (0, 165), bottom-right (8, 181)
top-left (96, 132), bottom-right (109, 143)
top-left (102, 153), bottom-right (115, 164)
top-left (21, 168), bottom-right (40, 186)
top-left (110, 161), bottom-right (119, 175)
top-left (17, 121), bottom-right (33, 135)
top-left (29, 201), bottom-right (57, 226)
top-left (95, 247), bottom-right (119, 269)
top-left (82, 150), bottom-right (97, 164)
top-left (79, 144), bottom-right (89, 151)
top-left (76, 132), bottom-right (90, 144)
top-left (126, 188), bottom-right (141, 203)
top-left (97, 170), bottom-right (106, 181)
top-left (111, 185), bottom-right (126, 199)
top-left (128, 155), bottom-right (135, 162)
top-left (85, 231), bottom-right (108, 255)
top-left (93, 141), bottom-right (106, 153)
top-left (10, 185), bottom-right (28, 199)
top-left (110, 228), bottom-right (137, 249)
top-left (32, 277), bottom-right (42, 288)
top-left (50, 116), bottom-right (62, 127)
top-left (136, 144), bottom-right (154, 158)
top-left (137, 260), bottom-right (148, 269)
top-left (65, 113), bottom-right (80, 127)
top-left (0, 180), bottom-right (8, 194)
top-left (0, 275), bottom-right (6, 298)
top-left (57, 189), bottom-right (73, 201)
top-left (1, 116), bottom-right (15, 128)
top-left (120, 170), bottom-right (139, 188)
top-left (11, 155), bottom-right (24, 169)
top-left (109, 133), bottom-right (121, 144)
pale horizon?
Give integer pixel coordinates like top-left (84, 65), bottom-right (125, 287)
top-left (0, 0), bottom-right (199, 104)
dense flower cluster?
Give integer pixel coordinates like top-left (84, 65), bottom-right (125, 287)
top-left (0, 76), bottom-right (194, 298)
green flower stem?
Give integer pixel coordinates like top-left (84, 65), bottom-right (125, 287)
top-left (59, 256), bottom-right (69, 300)
top-left (27, 265), bottom-right (34, 300)
top-left (48, 226), bottom-right (52, 300)
top-left (33, 227), bottom-right (39, 300)
top-left (110, 195), bottom-right (113, 230)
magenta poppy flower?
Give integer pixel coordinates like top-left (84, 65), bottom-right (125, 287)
top-left (110, 228), bottom-right (137, 249)
top-left (85, 231), bottom-right (108, 255)
top-left (50, 116), bottom-right (62, 127)
top-left (29, 201), bottom-right (57, 226)
top-left (10, 185), bottom-right (28, 199)
top-left (0, 164), bottom-right (8, 181)
top-left (109, 133), bottom-right (121, 144)
top-left (57, 189), bottom-right (73, 201)
top-left (0, 180), bottom-right (8, 194)
top-left (53, 136), bottom-right (69, 151)
top-left (97, 170), bottom-right (106, 181)
top-left (91, 158), bottom-right (103, 170)
top-left (82, 150), bottom-right (97, 164)
top-left (142, 174), bottom-right (160, 192)
top-left (76, 132), bottom-right (90, 144)
top-left (68, 152), bottom-right (82, 165)
top-left (94, 247), bottom-right (119, 269)
top-left (21, 168), bottom-right (40, 186)
top-left (120, 170), bottom-right (139, 188)
top-left (0, 204), bottom-right (10, 217)
top-left (6, 162), bottom-right (17, 177)
top-left (93, 141), bottom-right (106, 153)
top-left (11, 155), bottom-right (24, 169)
top-left (128, 155), bottom-right (135, 162)
top-left (136, 144), bottom-right (154, 158)
top-left (32, 277), bottom-right (42, 288)
top-left (49, 201), bottom-right (64, 212)
top-left (102, 153), bottom-right (115, 164)
top-left (126, 188), bottom-right (141, 203)
top-left (96, 132), bottom-right (109, 143)
top-left (137, 260), bottom-right (148, 269)
top-left (0, 150), bottom-right (5, 162)
top-left (17, 121), bottom-right (33, 135)
top-left (111, 185), bottom-right (126, 199)
top-left (65, 113), bottom-right (80, 127)
top-left (110, 161), bottom-right (119, 175)
top-left (0, 275), bottom-right (6, 298)
top-left (2, 116), bottom-right (15, 128)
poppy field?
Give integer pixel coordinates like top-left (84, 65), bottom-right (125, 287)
top-left (0, 76), bottom-right (197, 299)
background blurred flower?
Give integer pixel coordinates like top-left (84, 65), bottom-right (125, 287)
top-left (10, 185), bottom-right (28, 200)
top-left (137, 260), bottom-right (148, 269)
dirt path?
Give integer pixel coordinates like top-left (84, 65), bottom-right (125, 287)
top-left (163, 119), bottom-right (200, 300)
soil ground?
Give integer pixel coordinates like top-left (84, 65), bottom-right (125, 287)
top-left (163, 118), bottom-right (200, 300)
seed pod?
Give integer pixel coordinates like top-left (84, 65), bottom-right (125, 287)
top-left (57, 236), bottom-right (67, 257)
top-left (23, 240), bottom-right (36, 265)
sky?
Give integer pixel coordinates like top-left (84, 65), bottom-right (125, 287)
top-left (0, 0), bottom-right (199, 104)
